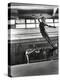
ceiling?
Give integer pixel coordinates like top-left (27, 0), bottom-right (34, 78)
top-left (8, 3), bottom-right (59, 19)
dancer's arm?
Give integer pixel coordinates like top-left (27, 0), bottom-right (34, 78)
top-left (44, 23), bottom-right (56, 28)
top-left (32, 15), bottom-right (40, 22)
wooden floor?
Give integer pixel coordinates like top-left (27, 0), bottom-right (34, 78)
top-left (9, 60), bottom-right (58, 77)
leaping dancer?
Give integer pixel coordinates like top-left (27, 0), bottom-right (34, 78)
top-left (32, 15), bottom-right (57, 50)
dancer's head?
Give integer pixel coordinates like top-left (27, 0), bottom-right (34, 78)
top-left (41, 16), bottom-right (46, 23)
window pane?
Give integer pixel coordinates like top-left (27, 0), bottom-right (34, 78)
top-left (26, 20), bottom-right (31, 23)
top-left (16, 20), bottom-right (20, 23)
top-left (16, 19), bottom-right (25, 23)
top-left (30, 19), bottom-right (35, 23)
top-left (8, 19), bottom-right (15, 25)
top-left (26, 19), bottom-right (35, 23)
top-left (55, 23), bottom-right (59, 27)
top-left (46, 19), bottom-right (53, 22)
top-left (47, 23), bottom-right (54, 26)
top-left (36, 19), bottom-right (39, 23)
top-left (54, 19), bottom-right (59, 22)
top-left (16, 24), bottom-right (25, 28)
top-left (36, 24), bottom-right (39, 28)
top-left (27, 24), bottom-right (35, 28)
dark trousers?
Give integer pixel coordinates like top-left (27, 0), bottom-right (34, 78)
top-left (40, 30), bottom-right (54, 48)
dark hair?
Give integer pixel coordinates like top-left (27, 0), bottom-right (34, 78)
top-left (41, 16), bottom-right (45, 20)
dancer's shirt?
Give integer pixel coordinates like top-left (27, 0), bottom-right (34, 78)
top-left (39, 22), bottom-right (46, 32)
top-left (39, 22), bottom-right (54, 32)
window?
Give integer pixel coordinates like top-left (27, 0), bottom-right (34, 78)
top-left (16, 19), bottom-right (25, 23)
top-left (15, 18), bottom-right (59, 29)
top-left (30, 19), bottom-right (35, 23)
top-left (46, 19), bottom-right (53, 22)
top-left (36, 19), bottom-right (39, 23)
top-left (26, 19), bottom-right (35, 23)
top-left (8, 19), bottom-right (15, 29)
top-left (35, 19), bottom-right (40, 28)
top-left (16, 24), bottom-right (25, 28)
top-left (54, 19), bottom-right (59, 23)
top-left (36, 24), bottom-right (39, 28)
top-left (8, 19), bottom-right (15, 25)
top-left (47, 23), bottom-right (54, 26)
top-left (55, 23), bottom-right (59, 27)
top-left (26, 19), bottom-right (31, 23)
top-left (16, 19), bottom-right (25, 28)
top-left (26, 19), bottom-right (35, 28)
top-left (27, 24), bottom-right (35, 28)
top-left (46, 19), bottom-right (59, 27)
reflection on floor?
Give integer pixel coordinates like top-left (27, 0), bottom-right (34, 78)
top-left (9, 60), bottom-right (58, 77)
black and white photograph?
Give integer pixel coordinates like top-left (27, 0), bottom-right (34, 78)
top-left (8, 2), bottom-right (59, 77)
